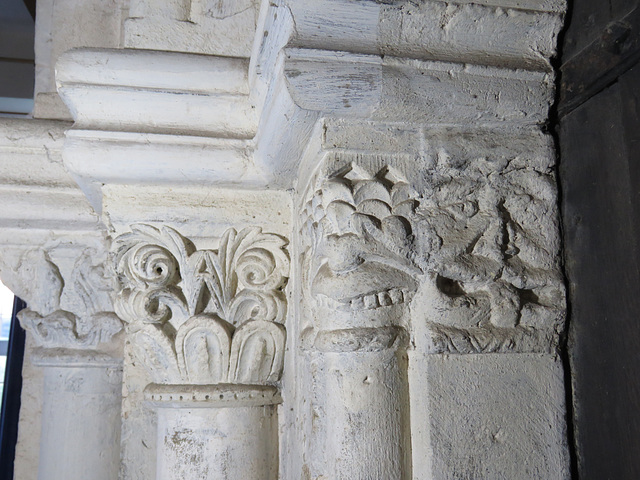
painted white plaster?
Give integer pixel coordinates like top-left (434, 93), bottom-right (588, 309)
top-left (33, 0), bottom-right (126, 120)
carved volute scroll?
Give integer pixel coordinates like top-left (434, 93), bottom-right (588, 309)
top-left (0, 247), bottom-right (123, 350)
top-left (112, 225), bottom-right (290, 385)
top-left (300, 154), bottom-right (565, 354)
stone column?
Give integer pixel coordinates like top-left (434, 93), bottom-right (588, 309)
top-left (0, 115), bottom-right (123, 479)
top-left (148, 384), bottom-right (279, 480)
top-left (33, 350), bottom-right (122, 480)
top-left (112, 224), bottom-right (290, 480)
top-left (251, 0), bottom-right (570, 477)
top-left (0, 245), bottom-right (124, 480)
top-left (298, 165), bottom-right (419, 479)
top-left (55, 45), bottom-right (288, 478)
top-left (307, 322), bottom-right (411, 479)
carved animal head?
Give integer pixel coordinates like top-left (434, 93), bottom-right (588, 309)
top-left (301, 164), bottom-right (423, 310)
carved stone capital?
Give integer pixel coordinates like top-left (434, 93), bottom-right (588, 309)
top-left (301, 163), bottom-right (423, 314)
top-left (0, 245), bottom-right (123, 353)
top-left (112, 224), bottom-right (290, 385)
top-left (300, 146), bottom-right (565, 354)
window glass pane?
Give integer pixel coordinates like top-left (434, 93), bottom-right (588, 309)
top-left (0, 281), bottom-right (15, 398)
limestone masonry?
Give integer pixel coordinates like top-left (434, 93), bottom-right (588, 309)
top-left (0, 0), bottom-right (569, 478)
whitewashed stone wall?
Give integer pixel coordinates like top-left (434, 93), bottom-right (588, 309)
top-left (0, 0), bottom-right (569, 478)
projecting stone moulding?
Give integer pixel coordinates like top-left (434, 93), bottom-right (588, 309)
top-left (112, 224), bottom-right (290, 385)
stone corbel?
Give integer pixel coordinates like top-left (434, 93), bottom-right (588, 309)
top-left (112, 224), bottom-right (289, 480)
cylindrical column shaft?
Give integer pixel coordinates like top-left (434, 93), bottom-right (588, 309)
top-left (36, 352), bottom-right (122, 480)
top-left (304, 318), bottom-right (412, 479)
top-left (146, 384), bottom-right (280, 480)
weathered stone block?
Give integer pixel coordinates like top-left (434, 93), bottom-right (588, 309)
top-left (410, 353), bottom-right (570, 479)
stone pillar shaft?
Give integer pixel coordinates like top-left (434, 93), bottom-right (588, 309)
top-left (37, 354), bottom-right (122, 480)
top-left (112, 224), bottom-right (290, 479)
top-left (148, 385), bottom-right (279, 480)
top-left (309, 343), bottom-right (411, 479)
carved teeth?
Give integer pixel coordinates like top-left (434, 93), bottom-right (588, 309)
top-left (350, 296), bottom-right (365, 310)
top-left (378, 291), bottom-right (392, 307)
top-left (349, 288), bottom-right (406, 311)
top-left (389, 288), bottom-right (404, 304)
top-left (364, 294), bottom-right (379, 309)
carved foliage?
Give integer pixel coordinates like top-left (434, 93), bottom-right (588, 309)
top-left (300, 155), bottom-right (564, 353)
top-left (301, 163), bottom-right (422, 310)
top-left (113, 225), bottom-right (289, 384)
top-left (18, 309), bottom-right (123, 350)
top-left (2, 248), bottom-right (123, 350)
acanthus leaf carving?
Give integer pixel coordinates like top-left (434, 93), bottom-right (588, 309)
top-left (229, 320), bottom-right (285, 384)
top-left (113, 225), bottom-right (290, 384)
top-left (175, 314), bottom-right (232, 385)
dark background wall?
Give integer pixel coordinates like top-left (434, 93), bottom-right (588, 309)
top-left (559, 0), bottom-right (640, 478)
